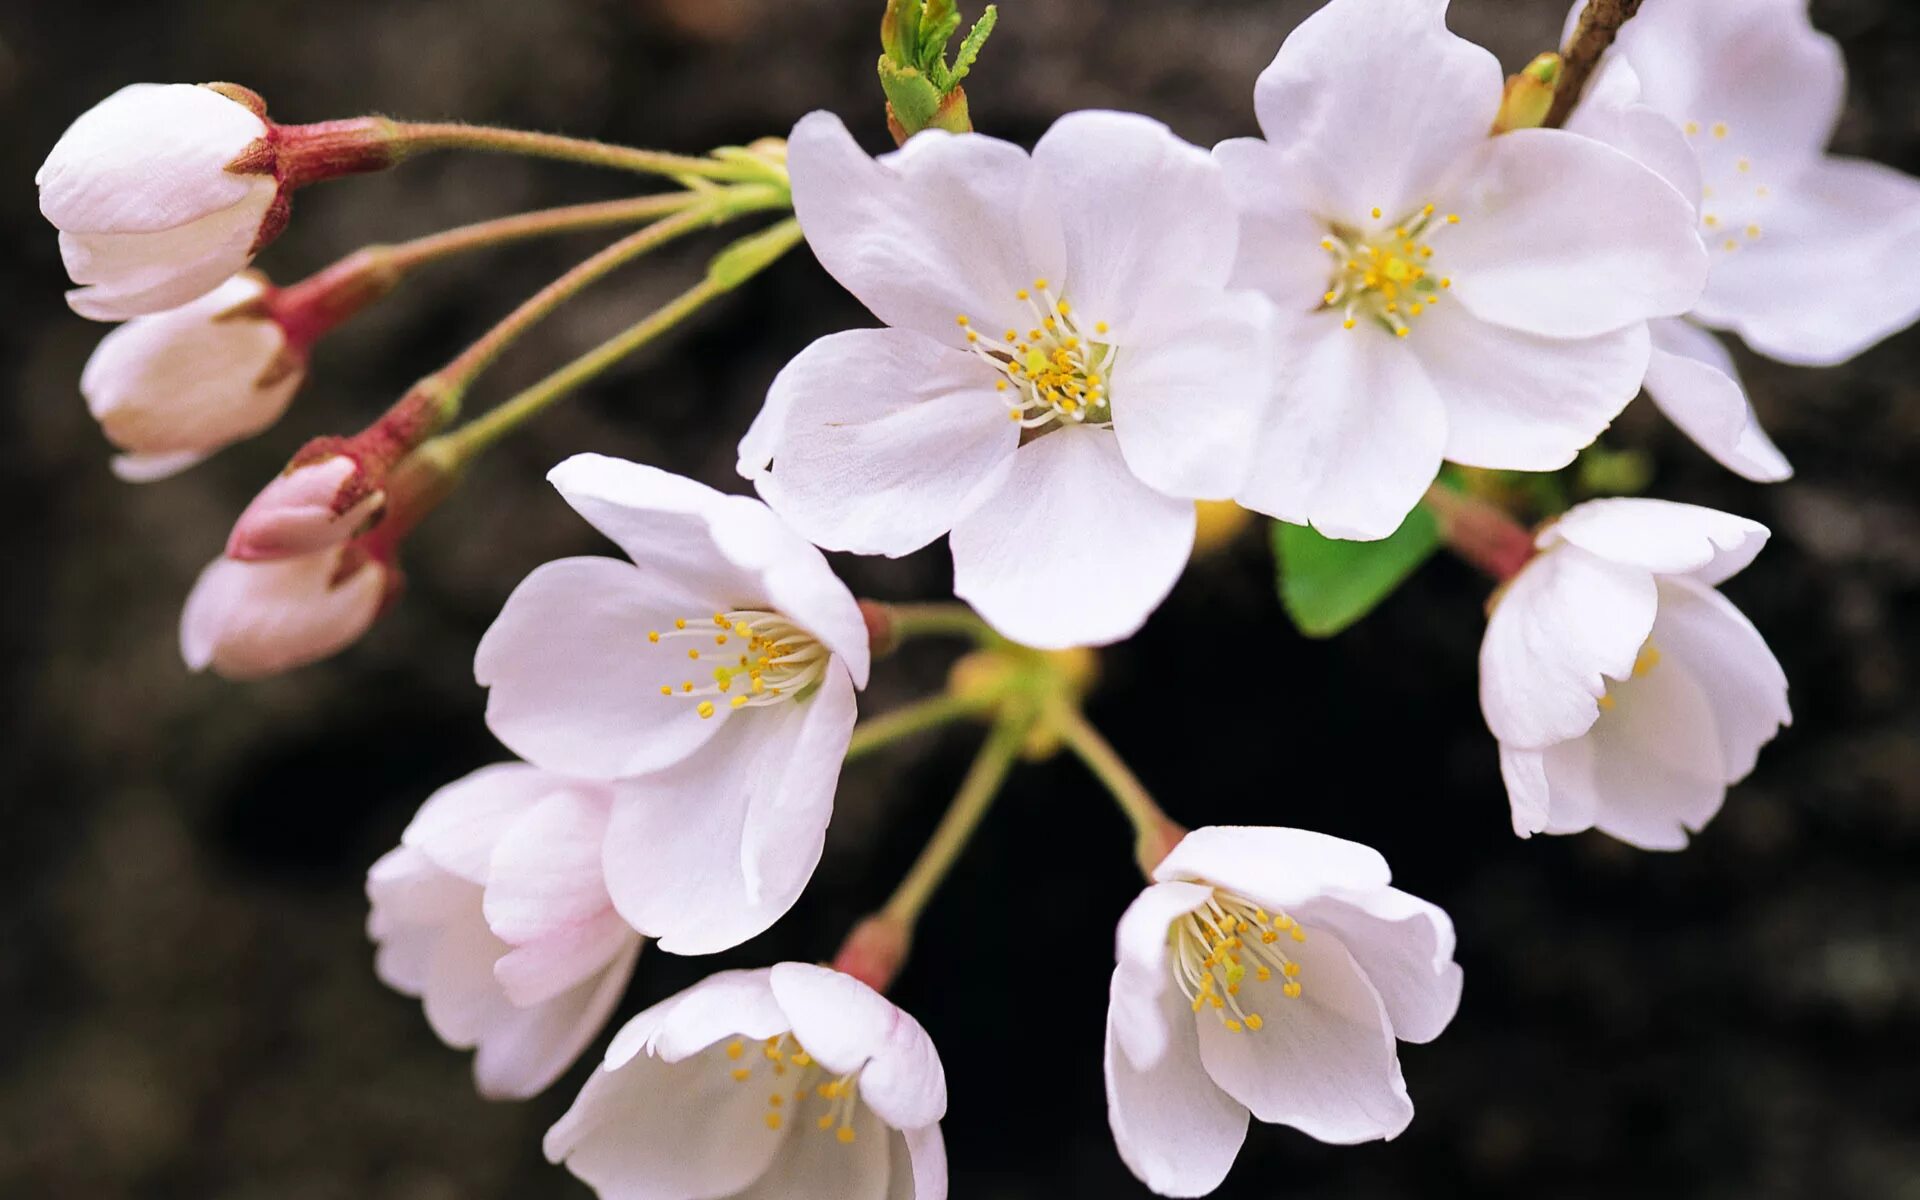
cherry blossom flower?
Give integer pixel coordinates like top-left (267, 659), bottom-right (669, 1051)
top-left (1481, 498), bottom-right (1791, 850)
top-left (368, 762), bottom-right (643, 1099)
top-left (475, 454), bottom-right (870, 954)
top-left (1214, 0), bottom-right (1709, 540)
top-left (739, 108), bottom-right (1275, 649)
top-left (79, 274), bottom-right (304, 481)
top-left (546, 963), bottom-right (947, 1200)
top-left (179, 544), bottom-right (392, 680)
top-left (1106, 827), bottom-right (1461, 1196)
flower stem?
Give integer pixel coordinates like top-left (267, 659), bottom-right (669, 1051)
top-left (1545, 0), bottom-right (1645, 128)
top-left (391, 121), bottom-right (783, 183)
top-left (885, 602), bottom-right (998, 645)
top-left (385, 192), bottom-right (712, 271)
top-left (433, 217), bottom-right (804, 466)
top-left (880, 704), bottom-right (1033, 931)
top-left (846, 692), bottom-right (994, 762)
top-left (1421, 482), bottom-right (1537, 582)
top-left (1049, 702), bottom-right (1186, 876)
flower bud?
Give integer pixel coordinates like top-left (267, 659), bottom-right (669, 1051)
top-left (179, 545), bottom-right (392, 680)
top-left (79, 274), bottom-right (304, 481)
top-left (226, 454), bottom-right (386, 561)
top-left (1493, 52), bottom-right (1562, 134)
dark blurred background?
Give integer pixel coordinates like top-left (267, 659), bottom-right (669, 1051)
top-left (3, 1), bottom-right (1917, 1197)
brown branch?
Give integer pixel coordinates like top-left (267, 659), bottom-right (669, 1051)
top-left (1544, 0), bottom-right (1644, 128)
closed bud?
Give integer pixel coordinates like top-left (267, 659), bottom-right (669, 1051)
top-left (179, 545), bottom-right (393, 681)
top-left (226, 454), bottom-right (386, 561)
top-left (1493, 52), bottom-right (1562, 134)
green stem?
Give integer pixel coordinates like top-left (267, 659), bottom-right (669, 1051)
top-left (392, 121), bottom-right (783, 183)
top-left (434, 218), bottom-right (804, 466)
top-left (385, 192), bottom-right (709, 271)
top-left (846, 692), bottom-right (993, 762)
top-left (1050, 701), bottom-right (1183, 873)
top-left (885, 602), bottom-right (998, 644)
top-left (880, 705), bottom-right (1032, 930)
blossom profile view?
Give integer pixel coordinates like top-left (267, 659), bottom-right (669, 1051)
top-left (36, 0), bottom-right (1911, 1194)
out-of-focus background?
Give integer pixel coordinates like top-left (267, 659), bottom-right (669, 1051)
top-left (3, 1), bottom-right (1918, 1196)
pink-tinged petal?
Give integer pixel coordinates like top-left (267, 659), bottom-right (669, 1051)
top-left (950, 429), bottom-right (1195, 649)
top-left (178, 547), bottom-right (386, 680)
top-left (772, 963), bottom-right (947, 1131)
top-left (1440, 129), bottom-right (1708, 338)
top-left (1237, 315), bottom-right (1447, 541)
top-left (787, 110), bottom-right (1049, 346)
top-left (226, 455), bottom-right (383, 561)
top-left (1561, 58), bottom-right (1703, 205)
top-left (403, 761), bottom-right (560, 884)
top-left (1696, 157), bottom-right (1920, 366)
top-left (1415, 300), bottom-right (1645, 471)
top-left (743, 329), bottom-right (1017, 557)
top-left (1105, 978), bottom-right (1248, 1198)
top-left (1111, 881), bottom-right (1214, 1071)
top-left (1029, 110), bottom-right (1237, 327)
top-left (366, 846), bottom-right (472, 991)
top-left (887, 1125), bottom-right (948, 1200)
top-left (730, 1097), bottom-right (891, 1200)
top-left (1296, 888), bottom-right (1462, 1045)
top-left (1249, 0), bottom-right (1503, 222)
top-left (492, 911), bottom-right (636, 1010)
top-left (475, 556), bottom-right (728, 780)
top-left (475, 937), bottom-right (641, 1101)
top-left (1214, 137), bottom-right (1335, 313)
top-left (1643, 318), bottom-right (1792, 482)
top-left (636, 969), bottom-right (790, 1066)
top-left (1652, 577), bottom-right (1790, 782)
top-left (1479, 545), bottom-right (1658, 749)
top-left (483, 786), bottom-right (617, 942)
top-left (1542, 497), bottom-right (1770, 586)
top-left (1194, 927), bottom-right (1412, 1144)
top-left (1155, 827), bottom-right (1392, 908)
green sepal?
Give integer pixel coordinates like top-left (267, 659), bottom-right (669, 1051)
top-left (879, 55), bottom-right (944, 136)
top-left (1271, 507), bottom-right (1441, 639)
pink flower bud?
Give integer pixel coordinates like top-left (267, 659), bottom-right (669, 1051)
top-left (179, 546), bottom-right (391, 680)
top-left (226, 454), bottom-right (386, 562)
top-left (80, 274), bottom-right (304, 481)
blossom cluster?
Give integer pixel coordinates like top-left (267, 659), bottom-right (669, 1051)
top-left (35, 0), bottom-right (1919, 1195)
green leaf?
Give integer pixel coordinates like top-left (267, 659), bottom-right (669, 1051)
top-left (1271, 508), bottom-right (1440, 638)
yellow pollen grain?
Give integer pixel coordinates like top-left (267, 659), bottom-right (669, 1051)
top-left (697, 700), bottom-right (716, 719)
top-left (1224, 1019), bottom-right (1243, 1033)
top-left (1446, 213), bottom-right (1460, 224)
top-left (1283, 961), bottom-right (1300, 977)
top-left (1704, 214), bottom-right (1721, 228)
top-left (732, 1068), bottom-right (751, 1082)
top-left (1283, 981), bottom-right (1303, 998)
top-left (659, 685), bottom-right (672, 696)
top-left (647, 630), bottom-right (661, 643)
top-left (818, 1115), bottom-right (835, 1131)
top-left (955, 315), bottom-right (969, 326)
top-left (1371, 206), bottom-right (1383, 219)
top-left (837, 1127), bottom-right (857, 1144)
top-left (1712, 122), bottom-right (1729, 138)
top-left (1684, 120), bottom-right (1701, 135)
top-left (766, 1113), bottom-right (782, 1130)
top-left (1057, 300), bottom-right (1072, 315)
top-left (682, 681), bottom-right (694, 692)
top-left (731, 695), bottom-right (748, 709)
top-left (1598, 694), bottom-right (1618, 711)
top-left (1737, 158), bottom-right (1752, 173)
top-left (1747, 224), bottom-right (1762, 239)
top-left (688, 648), bottom-right (700, 660)
top-left (674, 619), bottom-right (687, 630)
top-left (1724, 238), bottom-right (1740, 251)
top-left (1343, 318), bottom-right (1357, 330)
top-left (1033, 278), bottom-right (1050, 290)
top-left (727, 1041), bottom-right (745, 1060)
top-left (715, 634), bottom-right (728, 646)
top-left (1245, 1014), bottom-right (1264, 1031)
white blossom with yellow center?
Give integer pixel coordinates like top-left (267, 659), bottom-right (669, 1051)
top-left (547, 964), bottom-right (949, 1200)
top-left (1105, 827), bottom-right (1462, 1196)
top-left (1213, 0), bottom-right (1709, 542)
top-left (740, 107), bottom-right (1278, 650)
top-left (477, 454), bottom-right (871, 956)
top-left (1482, 498), bottom-right (1791, 850)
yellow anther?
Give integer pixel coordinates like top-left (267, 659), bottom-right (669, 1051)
top-left (1440, 277), bottom-right (1452, 289)
top-left (769, 1093), bottom-right (783, 1107)
top-left (647, 630), bottom-right (661, 643)
top-left (688, 648), bottom-right (700, 660)
top-left (818, 1115), bottom-right (836, 1131)
top-left (1015, 289), bottom-right (1029, 301)
top-left (1371, 206), bottom-right (1383, 219)
top-left (697, 701), bottom-right (716, 719)
top-left (766, 1113), bottom-right (782, 1130)
top-left (731, 695), bottom-right (748, 709)
top-left (790, 1052), bottom-right (812, 1067)
top-left (1343, 318), bottom-right (1357, 330)
top-left (682, 681), bottom-right (694, 693)
top-left (1633, 643), bottom-right (1662, 676)
top-left (727, 1041), bottom-right (745, 1060)
top-left (1684, 120), bottom-right (1701, 135)
top-left (1446, 213), bottom-right (1460, 224)
top-left (837, 1126), bottom-right (857, 1144)
top-left (1290, 926), bottom-right (1307, 942)
top-left (1094, 321), bottom-right (1109, 334)
top-left (1746, 224), bottom-right (1762, 239)
top-left (1224, 1019), bottom-right (1243, 1033)
top-left (1598, 694), bottom-right (1617, 712)
top-left (1283, 981), bottom-right (1303, 998)
top-left (1282, 962), bottom-right (1300, 978)
top-left (732, 1067), bottom-right (751, 1082)
top-left (674, 619), bottom-right (687, 630)
top-left (715, 634), bottom-right (728, 646)
top-left (1245, 1014), bottom-right (1265, 1031)
top-left (1395, 326), bottom-right (1411, 338)
top-left (1323, 291), bottom-right (1337, 305)
top-left (1409, 303), bottom-right (1424, 316)
top-left (1256, 965), bottom-right (1272, 982)
top-left (1724, 238), bottom-right (1740, 251)
top-left (966, 331), bottom-right (979, 343)
top-left (1704, 214), bottom-right (1721, 228)
top-left (1712, 122), bottom-right (1729, 138)
top-left (1057, 300), bottom-right (1072, 315)
top-left (1033, 278), bottom-right (1050, 290)
top-left (955, 315), bottom-right (970, 326)
top-left (1737, 158), bottom-right (1752, 173)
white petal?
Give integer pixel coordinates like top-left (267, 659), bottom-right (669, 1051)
top-left (602, 668), bottom-right (853, 955)
top-left (1154, 827), bottom-right (1392, 907)
top-left (1415, 300), bottom-right (1644, 471)
top-left (771, 962), bottom-right (947, 1131)
top-left (403, 761), bottom-right (560, 884)
top-left (1110, 287), bottom-right (1276, 501)
top-left (475, 557), bottom-right (728, 779)
top-left (492, 911), bottom-right (637, 1011)
top-left (178, 548), bottom-right (385, 680)
top-left (887, 1126), bottom-right (948, 1200)
top-left (1543, 497), bottom-right (1770, 585)
top-left (1440, 129), bottom-right (1708, 338)
top-left (1104, 978), bottom-right (1249, 1198)
top-left (112, 449), bottom-right (208, 481)
top-left (60, 190), bottom-right (275, 320)
top-left (1561, 58), bottom-right (1703, 204)
top-left (1643, 318), bottom-right (1792, 482)
top-left (1236, 316), bottom-right (1447, 541)
top-left (1248, 0), bottom-right (1502, 222)
top-left (1214, 137), bottom-right (1339, 313)
top-left (1110, 881), bottom-right (1214, 1071)
top-left (1696, 157), bottom-right (1920, 366)
top-left (1652, 577), bottom-right (1790, 781)
top-left (787, 110), bottom-right (1049, 345)
top-left (1478, 545), bottom-right (1658, 749)
top-left (547, 454), bottom-right (871, 686)
top-left (1028, 110), bottom-right (1237, 328)
top-left (949, 429), bottom-right (1195, 649)
top-left (475, 937), bottom-right (641, 1100)
top-left (483, 787), bottom-right (616, 942)
top-left (1194, 927), bottom-right (1412, 1144)
top-left (640, 968), bottom-right (790, 1065)
top-left (1295, 889), bottom-right (1462, 1045)
top-left (744, 329), bottom-right (1017, 556)
top-left (731, 1098), bottom-right (891, 1200)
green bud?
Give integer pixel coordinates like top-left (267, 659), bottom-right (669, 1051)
top-left (1493, 52), bottom-right (1563, 134)
top-left (881, 0), bottom-right (921, 65)
top-left (876, 0), bottom-right (997, 141)
top-left (707, 219), bottom-right (802, 290)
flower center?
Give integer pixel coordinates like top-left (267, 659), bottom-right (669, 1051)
top-left (1318, 203), bottom-right (1459, 338)
top-left (646, 610), bottom-right (828, 719)
top-left (1683, 120), bottom-right (1770, 256)
top-left (956, 278), bottom-right (1117, 431)
top-left (1167, 889), bottom-right (1307, 1034)
top-left (1597, 641), bottom-right (1661, 712)
top-left (723, 1034), bottom-right (864, 1143)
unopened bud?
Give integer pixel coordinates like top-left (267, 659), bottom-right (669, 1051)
top-left (1493, 53), bottom-right (1562, 134)
top-left (227, 455), bottom-right (385, 561)
top-left (180, 545), bottom-right (393, 680)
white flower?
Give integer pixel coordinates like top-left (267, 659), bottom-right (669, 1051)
top-left (179, 544), bottom-right (391, 680)
top-left (79, 274), bottom-right (303, 481)
top-left (1105, 827), bottom-right (1461, 1196)
top-left (546, 963), bottom-right (948, 1200)
top-left (739, 109), bottom-right (1276, 649)
top-left (1215, 0), bottom-right (1709, 540)
top-left (368, 762), bottom-right (643, 1099)
top-left (1481, 498), bottom-right (1791, 850)
top-left (475, 454), bottom-right (870, 954)
top-left (39, 83), bottom-right (280, 320)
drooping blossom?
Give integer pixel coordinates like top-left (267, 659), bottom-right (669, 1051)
top-left (179, 543), bottom-right (393, 680)
top-left (1214, 0), bottom-right (1708, 540)
top-left (1106, 826), bottom-right (1461, 1196)
top-left (475, 454), bottom-right (870, 954)
top-left (227, 454), bottom-right (387, 560)
top-left (368, 762), bottom-right (643, 1099)
top-left (740, 108), bottom-right (1276, 649)
top-left (546, 963), bottom-right (947, 1200)
top-left (1481, 498), bottom-right (1791, 850)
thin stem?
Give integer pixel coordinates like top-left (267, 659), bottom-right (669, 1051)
top-left (392, 122), bottom-right (780, 183)
top-left (386, 192), bottom-right (709, 271)
top-left (434, 218), bottom-right (804, 466)
top-left (1050, 701), bottom-right (1185, 875)
top-left (880, 706), bottom-right (1032, 930)
top-left (1421, 482), bottom-right (1536, 582)
top-left (846, 692), bottom-right (993, 762)
top-left (1545, 0), bottom-right (1645, 128)
top-left (885, 602), bottom-right (997, 644)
